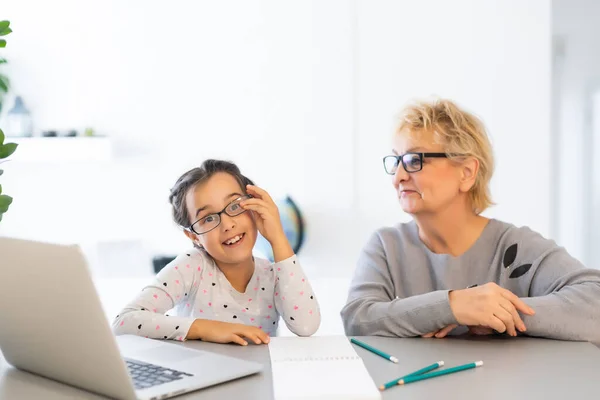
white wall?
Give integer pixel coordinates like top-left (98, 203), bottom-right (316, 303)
top-left (0, 0), bottom-right (357, 277)
top-left (354, 0), bottom-right (552, 246)
top-left (0, 0), bottom-right (552, 278)
top-left (552, 0), bottom-right (600, 267)
top-left (592, 91), bottom-right (600, 269)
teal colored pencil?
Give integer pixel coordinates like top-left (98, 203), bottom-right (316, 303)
top-left (379, 361), bottom-right (444, 390)
top-left (397, 361), bottom-right (484, 385)
top-left (350, 338), bottom-right (398, 363)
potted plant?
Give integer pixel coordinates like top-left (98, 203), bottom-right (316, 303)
top-left (0, 20), bottom-right (10, 112)
top-left (0, 20), bottom-right (16, 223)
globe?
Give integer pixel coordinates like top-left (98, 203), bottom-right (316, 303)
top-left (253, 196), bottom-right (305, 262)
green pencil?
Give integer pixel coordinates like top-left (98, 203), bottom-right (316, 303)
top-left (350, 338), bottom-right (398, 363)
top-left (397, 361), bottom-right (484, 385)
top-left (379, 361), bottom-right (444, 390)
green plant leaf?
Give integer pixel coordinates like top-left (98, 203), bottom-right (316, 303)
top-left (0, 143), bottom-right (18, 159)
top-left (0, 28), bottom-right (12, 37)
top-left (0, 75), bottom-right (9, 93)
top-left (0, 213), bottom-right (3, 223)
top-left (0, 169), bottom-right (3, 176)
top-left (0, 194), bottom-right (12, 213)
top-left (0, 21), bottom-right (9, 31)
top-left (0, 58), bottom-right (6, 64)
top-left (0, 128), bottom-right (4, 144)
top-left (0, 183), bottom-right (2, 193)
top-left (0, 40), bottom-right (5, 48)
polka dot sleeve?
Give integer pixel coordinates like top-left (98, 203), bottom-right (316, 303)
top-left (112, 251), bottom-right (204, 341)
top-left (273, 254), bottom-right (321, 336)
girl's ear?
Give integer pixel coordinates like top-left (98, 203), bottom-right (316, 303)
top-left (184, 228), bottom-right (204, 249)
top-left (183, 228), bottom-right (197, 243)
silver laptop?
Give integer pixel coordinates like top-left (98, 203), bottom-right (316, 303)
top-left (0, 237), bottom-right (263, 400)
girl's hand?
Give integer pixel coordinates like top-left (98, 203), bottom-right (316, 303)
top-left (241, 185), bottom-right (286, 246)
top-left (187, 319), bottom-right (270, 346)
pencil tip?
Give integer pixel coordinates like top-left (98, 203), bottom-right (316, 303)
top-left (390, 356), bottom-right (399, 363)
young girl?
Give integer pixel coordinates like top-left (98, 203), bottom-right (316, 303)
top-left (113, 159), bottom-right (321, 345)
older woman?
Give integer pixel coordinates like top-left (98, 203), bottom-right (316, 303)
top-left (341, 98), bottom-right (600, 345)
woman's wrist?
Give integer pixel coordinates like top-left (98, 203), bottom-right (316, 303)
top-left (448, 289), bottom-right (465, 324)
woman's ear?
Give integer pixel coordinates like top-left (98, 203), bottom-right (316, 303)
top-left (459, 157), bottom-right (479, 193)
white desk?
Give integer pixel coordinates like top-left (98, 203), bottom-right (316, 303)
top-left (1, 336), bottom-right (599, 399)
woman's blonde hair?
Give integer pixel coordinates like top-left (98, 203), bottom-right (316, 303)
top-left (396, 98), bottom-right (494, 214)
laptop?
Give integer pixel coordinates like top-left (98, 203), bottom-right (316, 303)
top-left (0, 237), bottom-right (263, 400)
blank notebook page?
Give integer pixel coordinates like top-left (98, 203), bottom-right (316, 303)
top-left (268, 336), bottom-right (381, 400)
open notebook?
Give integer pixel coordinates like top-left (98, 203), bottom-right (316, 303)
top-left (268, 336), bottom-right (381, 400)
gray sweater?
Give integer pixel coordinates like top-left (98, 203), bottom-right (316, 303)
top-left (341, 219), bottom-right (600, 346)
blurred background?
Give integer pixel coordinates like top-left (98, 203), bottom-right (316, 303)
top-left (0, 0), bottom-right (597, 334)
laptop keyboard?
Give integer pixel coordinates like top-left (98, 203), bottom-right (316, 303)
top-left (125, 358), bottom-right (194, 390)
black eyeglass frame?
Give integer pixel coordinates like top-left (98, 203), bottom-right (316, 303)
top-left (187, 194), bottom-right (253, 235)
top-left (383, 152), bottom-right (449, 174)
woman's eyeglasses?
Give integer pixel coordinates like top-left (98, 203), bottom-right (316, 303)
top-left (383, 152), bottom-right (449, 174)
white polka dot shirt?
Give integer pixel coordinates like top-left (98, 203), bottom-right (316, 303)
top-left (112, 249), bottom-right (321, 341)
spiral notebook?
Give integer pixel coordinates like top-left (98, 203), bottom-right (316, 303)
top-left (268, 336), bottom-right (381, 400)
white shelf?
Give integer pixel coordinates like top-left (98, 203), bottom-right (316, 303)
top-left (8, 137), bottom-right (112, 162)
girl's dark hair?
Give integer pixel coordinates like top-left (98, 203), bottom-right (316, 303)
top-left (169, 159), bottom-right (254, 228)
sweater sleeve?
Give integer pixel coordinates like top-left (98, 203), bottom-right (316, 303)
top-left (273, 254), bottom-right (321, 336)
top-left (341, 232), bottom-right (457, 337)
top-left (520, 246), bottom-right (600, 346)
top-left (112, 253), bottom-right (203, 341)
